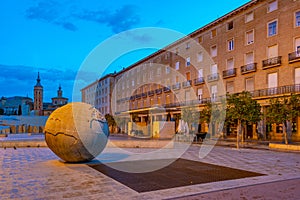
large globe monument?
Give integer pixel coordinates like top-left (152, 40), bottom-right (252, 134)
top-left (44, 102), bottom-right (109, 163)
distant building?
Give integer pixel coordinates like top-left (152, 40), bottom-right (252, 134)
top-left (0, 96), bottom-right (33, 115)
top-left (32, 72), bottom-right (68, 116)
top-left (33, 72), bottom-right (43, 115)
top-left (81, 73), bottom-right (115, 115)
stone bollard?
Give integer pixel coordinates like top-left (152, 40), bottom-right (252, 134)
top-left (39, 126), bottom-right (44, 133)
top-left (32, 126), bottom-right (39, 133)
top-left (28, 125), bottom-right (33, 133)
top-left (10, 125), bottom-right (16, 134)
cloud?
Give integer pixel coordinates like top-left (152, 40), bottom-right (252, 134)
top-left (25, 1), bottom-right (140, 33)
top-left (75, 5), bottom-right (141, 33)
top-left (25, 0), bottom-right (78, 31)
top-left (0, 64), bottom-right (78, 101)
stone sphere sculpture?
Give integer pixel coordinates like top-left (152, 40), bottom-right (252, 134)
top-left (44, 102), bottom-right (109, 163)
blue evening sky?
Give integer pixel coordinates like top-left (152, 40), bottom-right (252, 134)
top-left (0, 0), bottom-right (249, 102)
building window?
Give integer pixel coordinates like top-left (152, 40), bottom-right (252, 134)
top-left (296, 11), bottom-right (300, 27)
top-left (267, 44), bottom-right (278, 58)
top-left (295, 37), bottom-right (300, 54)
top-left (245, 11), bottom-right (254, 23)
top-left (211, 85), bottom-right (218, 102)
top-left (185, 90), bottom-right (191, 101)
top-left (246, 30), bottom-right (254, 45)
top-left (175, 61), bottom-right (180, 70)
top-left (226, 82), bottom-right (234, 94)
top-left (211, 29), bottom-right (217, 38)
top-left (197, 88), bottom-right (203, 101)
top-left (228, 39), bottom-right (234, 51)
top-left (198, 36), bottom-right (203, 43)
top-left (186, 42), bottom-right (190, 49)
top-left (186, 72), bottom-right (191, 80)
top-left (157, 67), bottom-right (161, 76)
top-left (227, 21), bottom-right (233, 30)
top-left (268, 0), bottom-right (278, 13)
top-left (245, 52), bottom-right (254, 64)
top-left (245, 77), bottom-right (254, 92)
top-left (198, 69), bottom-right (203, 78)
top-left (165, 66), bottom-right (170, 74)
top-left (227, 58), bottom-right (234, 70)
top-left (268, 20), bottom-right (277, 37)
top-left (197, 52), bottom-right (203, 62)
top-left (268, 72), bottom-right (278, 88)
top-left (295, 68), bottom-right (300, 85)
top-left (186, 57), bottom-right (191, 67)
top-left (211, 64), bottom-right (218, 74)
top-left (211, 45), bottom-right (217, 57)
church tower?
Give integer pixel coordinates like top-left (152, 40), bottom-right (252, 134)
top-left (33, 72), bottom-right (43, 115)
top-left (51, 84), bottom-right (68, 107)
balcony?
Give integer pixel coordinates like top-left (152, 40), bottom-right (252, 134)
top-left (262, 56), bottom-right (282, 69)
top-left (241, 63), bottom-right (257, 74)
top-left (194, 77), bottom-right (204, 85)
top-left (172, 83), bottom-right (181, 90)
top-left (148, 90), bottom-right (155, 96)
top-left (130, 96), bottom-right (135, 100)
top-left (155, 88), bottom-right (162, 94)
top-left (250, 84), bottom-right (300, 98)
top-left (207, 73), bottom-right (219, 82)
top-left (182, 80), bottom-right (192, 88)
top-left (135, 94), bottom-right (142, 99)
top-left (288, 51), bottom-right (300, 63)
top-left (222, 68), bottom-right (237, 79)
top-left (163, 86), bottom-right (171, 92)
top-left (141, 92), bottom-right (147, 98)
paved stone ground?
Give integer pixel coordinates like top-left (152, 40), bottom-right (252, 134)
top-left (0, 144), bottom-right (300, 199)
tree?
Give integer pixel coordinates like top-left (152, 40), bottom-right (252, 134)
top-left (18, 105), bottom-right (22, 115)
top-left (181, 106), bottom-right (200, 133)
top-left (226, 91), bottom-right (261, 149)
top-left (200, 99), bottom-right (226, 137)
top-left (267, 93), bottom-right (300, 144)
top-left (105, 114), bottom-right (116, 133)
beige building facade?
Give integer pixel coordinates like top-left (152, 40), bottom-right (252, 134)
top-left (82, 0), bottom-right (300, 141)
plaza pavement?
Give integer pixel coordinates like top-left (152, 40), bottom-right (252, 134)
top-left (0, 135), bottom-right (300, 199)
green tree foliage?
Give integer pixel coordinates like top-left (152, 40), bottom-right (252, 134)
top-left (267, 93), bottom-right (300, 144)
top-left (18, 105), bottom-right (22, 115)
top-left (226, 91), bottom-right (261, 148)
top-left (200, 98), bottom-right (226, 137)
top-left (105, 114), bottom-right (116, 133)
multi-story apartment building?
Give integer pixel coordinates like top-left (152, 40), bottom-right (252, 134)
top-left (82, 0), bottom-right (300, 141)
top-left (81, 73), bottom-right (115, 115)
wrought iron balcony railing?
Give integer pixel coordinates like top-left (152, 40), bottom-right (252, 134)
top-left (172, 82), bottom-right (181, 90)
top-left (223, 68), bottom-right (237, 78)
top-left (194, 77), bottom-right (204, 85)
top-left (141, 92), bottom-right (147, 98)
top-left (241, 63), bottom-right (257, 74)
top-left (163, 86), bottom-right (171, 92)
top-left (262, 56), bottom-right (282, 69)
top-left (155, 88), bottom-right (162, 94)
top-left (288, 51), bottom-right (300, 63)
top-left (148, 90), bottom-right (155, 96)
top-left (207, 73), bottom-right (219, 82)
top-left (250, 84), bottom-right (300, 98)
top-left (182, 80), bottom-right (192, 88)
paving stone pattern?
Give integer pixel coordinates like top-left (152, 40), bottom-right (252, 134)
top-left (0, 145), bottom-right (300, 199)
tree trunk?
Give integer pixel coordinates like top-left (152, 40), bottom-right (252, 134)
top-left (236, 119), bottom-right (241, 149)
top-left (283, 121), bottom-right (288, 145)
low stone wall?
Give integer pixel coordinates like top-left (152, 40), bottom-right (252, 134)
top-left (269, 143), bottom-right (300, 151)
top-left (0, 124), bottom-right (45, 134)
